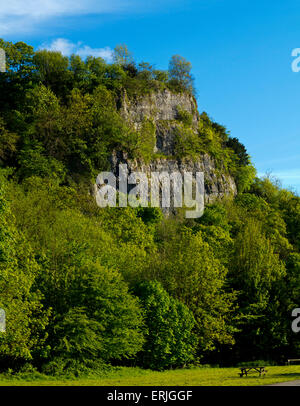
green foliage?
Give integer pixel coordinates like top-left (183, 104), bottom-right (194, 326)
top-left (134, 281), bottom-right (197, 370)
top-left (137, 62), bottom-right (169, 85)
top-left (113, 44), bottom-right (134, 67)
top-left (46, 262), bottom-right (145, 364)
top-left (6, 180), bottom-right (146, 365)
top-left (197, 112), bottom-right (232, 168)
top-left (226, 137), bottom-right (250, 166)
top-left (174, 125), bottom-right (202, 158)
top-left (52, 309), bottom-right (104, 363)
top-left (0, 39), bottom-right (36, 110)
top-left (0, 38), bottom-right (300, 374)
top-left (0, 174), bottom-right (49, 363)
top-left (168, 55), bottom-right (195, 94)
top-left (0, 116), bottom-right (19, 166)
top-left (228, 218), bottom-right (287, 360)
top-left (0, 39), bottom-right (252, 180)
top-left (135, 207), bottom-right (163, 226)
top-left (33, 50), bottom-right (71, 99)
top-left (232, 219), bottom-right (285, 295)
top-left (147, 222), bottom-right (237, 353)
top-left (176, 106), bottom-right (193, 126)
top-left (234, 164), bottom-right (257, 193)
top-left (18, 142), bottom-right (66, 181)
top-left (135, 119), bottom-right (156, 161)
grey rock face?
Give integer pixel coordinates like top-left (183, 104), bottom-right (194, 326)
top-left (110, 151), bottom-right (236, 207)
top-left (120, 89), bottom-right (199, 156)
top-left (120, 88), bottom-right (199, 126)
top-left (100, 89), bottom-right (237, 213)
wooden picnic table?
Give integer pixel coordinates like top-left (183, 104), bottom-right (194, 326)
top-left (239, 366), bottom-right (267, 377)
top-left (287, 359), bottom-right (300, 365)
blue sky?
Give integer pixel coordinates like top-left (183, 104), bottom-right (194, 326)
top-left (1, 0), bottom-right (300, 193)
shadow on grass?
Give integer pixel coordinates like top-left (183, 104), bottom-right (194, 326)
top-left (273, 373), bottom-right (300, 378)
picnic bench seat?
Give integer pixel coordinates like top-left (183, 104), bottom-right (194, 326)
top-left (287, 359), bottom-right (300, 365)
top-left (239, 366), bottom-right (267, 377)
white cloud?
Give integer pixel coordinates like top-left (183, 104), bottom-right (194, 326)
top-left (75, 45), bottom-right (114, 61)
top-left (0, 0), bottom-right (128, 18)
top-left (42, 38), bottom-right (75, 55)
top-left (0, 0), bottom-right (180, 36)
top-left (39, 38), bottom-right (114, 61)
top-left (0, 0), bottom-right (134, 35)
top-left (1, 0), bottom-right (85, 18)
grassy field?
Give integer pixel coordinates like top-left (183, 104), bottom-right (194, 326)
top-left (0, 365), bottom-right (300, 386)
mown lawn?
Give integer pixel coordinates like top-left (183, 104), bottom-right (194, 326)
top-left (1, 365), bottom-right (300, 386)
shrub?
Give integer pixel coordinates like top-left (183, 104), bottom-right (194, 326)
top-left (176, 106), bottom-right (193, 126)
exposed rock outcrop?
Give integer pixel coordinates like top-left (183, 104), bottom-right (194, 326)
top-left (110, 151), bottom-right (236, 206)
top-left (95, 89), bottom-right (237, 213)
top-left (120, 88), bottom-right (199, 127)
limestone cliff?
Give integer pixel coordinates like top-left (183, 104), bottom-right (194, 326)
top-left (108, 89), bottom-right (237, 209)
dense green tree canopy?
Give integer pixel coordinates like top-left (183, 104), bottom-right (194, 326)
top-left (0, 38), bottom-right (299, 373)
